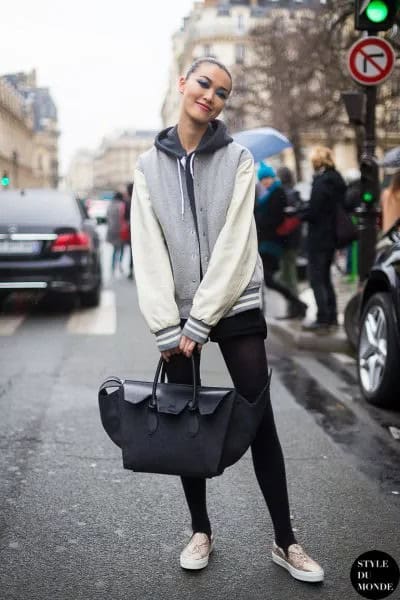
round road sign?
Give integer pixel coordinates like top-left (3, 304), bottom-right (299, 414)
top-left (347, 37), bottom-right (395, 86)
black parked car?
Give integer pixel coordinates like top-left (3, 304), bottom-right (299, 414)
top-left (0, 189), bottom-right (102, 307)
top-left (357, 217), bottom-right (400, 408)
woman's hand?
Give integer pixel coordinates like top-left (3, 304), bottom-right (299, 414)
top-left (179, 335), bottom-right (203, 358)
top-left (160, 346), bottom-right (181, 363)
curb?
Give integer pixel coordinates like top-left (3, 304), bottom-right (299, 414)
top-left (267, 317), bottom-right (353, 354)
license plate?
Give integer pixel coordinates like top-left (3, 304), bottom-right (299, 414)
top-left (0, 240), bottom-right (41, 254)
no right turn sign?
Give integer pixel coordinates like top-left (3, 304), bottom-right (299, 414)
top-left (347, 37), bottom-right (395, 86)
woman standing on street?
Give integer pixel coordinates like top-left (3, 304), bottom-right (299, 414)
top-left (303, 146), bottom-right (346, 332)
top-left (131, 57), bottom-right (323, 583)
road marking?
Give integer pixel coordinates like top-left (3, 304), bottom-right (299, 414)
top-left (0, 314), bottom-right (25, 335)
top-left (331, 352), bottom-right (356, 365)
top-left (66, 290), bottom-right (116, 335)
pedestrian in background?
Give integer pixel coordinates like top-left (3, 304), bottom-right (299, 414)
top-left (302, 146), bottom-right (346, 332)
top-left (132, 56), bottom-right (323, 582)
top-left (124, 182), bottom-right (134, 279)
top-left (276, 166), bottom-right (303, 319)
top-left (255, 162), bottom-right (307, 320)
top-left (106, 191), bottom-right (125, 275)
top-left (381, 170), bottom-right (400, 233)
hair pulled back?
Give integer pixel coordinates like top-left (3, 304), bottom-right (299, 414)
top-left (185, 57), bottom-right (232, 83)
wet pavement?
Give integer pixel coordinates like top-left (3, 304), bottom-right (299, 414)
top-left (0, 241), bottom-right (399, 600)
top-left (270, 352), bottom-right (400, 495)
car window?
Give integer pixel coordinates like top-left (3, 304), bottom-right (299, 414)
top-left (0, 190), bottom-right (81, 227)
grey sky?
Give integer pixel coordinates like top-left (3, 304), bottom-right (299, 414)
top-left (2, 0), bottom-right (195, 174)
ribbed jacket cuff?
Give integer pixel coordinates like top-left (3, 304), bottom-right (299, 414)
top-left (181, 316), bottom-right (211, 344)
top-left (155, 325), bottom-right (181, 351)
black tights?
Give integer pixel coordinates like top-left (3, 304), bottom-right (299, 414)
top-left (164, 334), bottom-right (297, 552)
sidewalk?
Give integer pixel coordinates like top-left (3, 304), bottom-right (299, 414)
top-left (265, 266), bottom-right (358, 354)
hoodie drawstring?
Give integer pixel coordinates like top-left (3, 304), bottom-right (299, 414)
top-left (189, 153), bottom-right (195, 178)
top-left (176, 153), bottom-right (196, 220)
top-left (177, 158), bottom-right (185, 219)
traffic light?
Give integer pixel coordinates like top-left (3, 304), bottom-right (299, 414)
top-left (1, 172), bottom-right (10, 188)
top-left (355, 0), bottom-right (399, 31)
top-left (360, 156), bottom-right (380, 205)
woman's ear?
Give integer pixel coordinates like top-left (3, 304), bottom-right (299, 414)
top-left (178, 76), bottom-right (186, 95)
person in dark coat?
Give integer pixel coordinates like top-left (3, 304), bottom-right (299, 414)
top-left (302, 146), bottom-right (346, 331)
top-left (255, 162), bottom-right (307, 319)
top-left (125, 182), bottom-right (134, 279)
top-left (106, 191), bottom-right (125, 274)
top-left (276, 166), bottom-right (303, 318)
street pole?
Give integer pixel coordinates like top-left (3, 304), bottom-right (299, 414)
top-left (12, 150), bottom-right (19, 189)
top-left (356, 34), bottom-right (380, 284)
top-left (364, 85), bottom-right (377, 156)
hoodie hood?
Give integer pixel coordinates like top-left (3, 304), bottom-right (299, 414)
top-left (155, 119), bottom-right (233, 159)
top-left (154, 120), bottom-right (233, 221)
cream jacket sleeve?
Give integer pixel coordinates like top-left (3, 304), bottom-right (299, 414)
top-left (131, 167), bottom-right (181, 351)
top-left (181, 156), bottom-right (258, 344)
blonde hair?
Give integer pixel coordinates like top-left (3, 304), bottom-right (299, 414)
top-left (310, 146), bottom-right (335, 170)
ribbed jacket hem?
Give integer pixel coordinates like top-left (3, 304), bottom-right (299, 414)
top-left (155, 325), bottom-right (181, 351)
top-left (224, 287), bottom-right (261, 318)
top-left (181, 316), bottom-right (211, 344)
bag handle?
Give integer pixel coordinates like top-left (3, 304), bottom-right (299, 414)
top-left (150, 356), bottom-right (198, 411)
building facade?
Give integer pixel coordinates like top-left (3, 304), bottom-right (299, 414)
top-left (0, 78), bottom-right (37, 189)
top-left (162, 0), bottom-right (325, 127)
top-left (0, 70), bottom-right (59, 189)
top-left (65, 149), bottom-right (95, 197)
top-left (92, 130), bottom-right (157, 193)
top-left (162, 0), bottom-right (399, 180)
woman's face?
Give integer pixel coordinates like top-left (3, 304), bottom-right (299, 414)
top-left (178, 63), bottom-right (232, 124)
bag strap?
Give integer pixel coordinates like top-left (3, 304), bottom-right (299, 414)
top-left (150, 356), bottom-right (198, 411)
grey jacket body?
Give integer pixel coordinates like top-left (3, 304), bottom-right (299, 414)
top-left (132, 121), bottom-right (263, 351)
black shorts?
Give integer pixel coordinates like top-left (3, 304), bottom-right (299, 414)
top-left (180, 309), bottom-right (267, 343)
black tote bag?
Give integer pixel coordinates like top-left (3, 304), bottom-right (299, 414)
top-left (98, 357), bottom-right (270, 478)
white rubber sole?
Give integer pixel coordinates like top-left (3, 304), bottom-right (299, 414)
top-left (180, 539), bottom-right (214, 570)
top-left (272, 550), bottom-right (324, 583)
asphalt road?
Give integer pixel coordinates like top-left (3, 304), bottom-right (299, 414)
top-left (0, 249), bottom-right (399, 600)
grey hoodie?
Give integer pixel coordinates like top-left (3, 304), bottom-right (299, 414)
top-left (131, 120), bottom-right (264, 351)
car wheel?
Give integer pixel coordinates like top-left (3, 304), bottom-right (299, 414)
top-left (357, 292), bottom-right (400, 408)
top-left (80, 284), bottom-right (101, 308)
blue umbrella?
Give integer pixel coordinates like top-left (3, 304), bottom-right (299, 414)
top-left (232, 127), bottom-right (292, 163)
top-left (380, 146), bottom-right (400, 168)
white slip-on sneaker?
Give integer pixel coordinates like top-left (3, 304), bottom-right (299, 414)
top-left (272, 541), bottom-right (324, 583)
top-left (180, 532), bottom-right (214, 570)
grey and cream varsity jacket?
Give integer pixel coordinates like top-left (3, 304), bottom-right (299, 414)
top-left (131, 120), bottom-right (264, 351)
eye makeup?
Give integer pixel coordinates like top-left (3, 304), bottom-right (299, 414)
top-left (196, 76), bottom-right (230, 100)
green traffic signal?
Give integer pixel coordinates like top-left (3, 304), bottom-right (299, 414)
top-left (1, 175), bottom-right (10, 187)
top-left (366, 0), bottom-right (389, 22)
top-left (362, 191), bottom-right (374, 202)
top-left (355, 0), bottom-right (398, 31)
